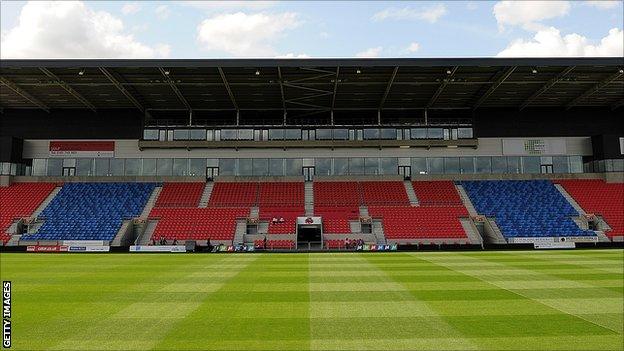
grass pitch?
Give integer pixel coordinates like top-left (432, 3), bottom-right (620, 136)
top-left (1, 250), bottom-right (622, 350)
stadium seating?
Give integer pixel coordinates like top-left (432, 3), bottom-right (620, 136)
top-left (314, 181), bottom-right (361, 206)
top-left (412, 181), bottom-right (463, 205)
top-left (208, 182), bottom-right (257, 207)
top-left (556, 179), bottom-right (624, 237)
top-left (462, 180), bottom-right (594, 238)
top-left (22, 183), bottom-right (155, 241)
top-left (258, 182), bottom-right (304, 206)
top-left (316, 206), bottom-right (359, 233)
top-left (369, 205), bottom-right (468, 240)
top-left (0, 182), bottom-right (57, 244)
top-left (260, 207), bottom-right (304, 234)
top-left (361, 181), bottom-right (409, 205)
top-left (150, 207), bottom-right (248, 241)
top-left (155, 182), bottom-right (204, 207)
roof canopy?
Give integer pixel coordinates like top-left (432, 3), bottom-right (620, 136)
top-left (1, 58), bottom-right (622, 113)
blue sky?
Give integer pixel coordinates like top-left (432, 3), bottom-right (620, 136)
top-left (1, 1), bottom-right (622, 58)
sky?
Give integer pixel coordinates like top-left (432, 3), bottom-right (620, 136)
top-left (0, 0), bottom-right (622, 58)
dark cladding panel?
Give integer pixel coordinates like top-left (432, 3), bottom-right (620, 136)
top-left (0, 136), bottom-right (24, 163)
top-left (591, 135), bottom-right (624, 160)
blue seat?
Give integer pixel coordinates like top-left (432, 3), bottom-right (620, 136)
top-left (22, 182), bottom-right (155, 241)
top-left (461, 180), bottom-right (595, 238)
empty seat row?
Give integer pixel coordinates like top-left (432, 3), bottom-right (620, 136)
top-left (412, 181), bottom-right (462, 205)
top-left (0, 182), bottom-right (57, 244)
top-left (149, 207), bottom-right (248, 241)
top-left (369, 206), bottom-right (468, 240)
top-left (155, 182), bottom-right (204, 208)
top-left (314, 181), bottom-right (410, 207)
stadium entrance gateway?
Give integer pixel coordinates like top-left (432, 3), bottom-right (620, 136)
top-left (297, 217), bottom-right (322, 249)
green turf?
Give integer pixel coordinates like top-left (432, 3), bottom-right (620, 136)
top-left (0, 250), bottom-right (622, 350)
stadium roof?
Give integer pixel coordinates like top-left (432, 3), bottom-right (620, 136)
top-left (1, 57), bottom-right (623, 114)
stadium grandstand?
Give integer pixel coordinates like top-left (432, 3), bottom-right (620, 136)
top-left (1, 57), bottom-right (623, 251)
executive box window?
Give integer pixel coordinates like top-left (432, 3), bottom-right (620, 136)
top-left (76, 159), bottom-right (94, 176)
top-left (284, 129), bottom-right (301, 140)
top-left (269, 159), bottom-right (284, 176)
top-left (221, 129), bottom-right (238, 140)
top-left (47, 159), bottom-right (62, 176)
top-left (445, 157), bottom-right (460, 174)
top-left (173, 159), bottom-right (188, 176)
top-left (553, 156), bottom-right (570, 173)
top-left (239, 159), bottom-right (253, 176)
top-left (32, 159), bottom-right (46, 176)
top-left (364, 158), bottom-right (379, 175)
top-left (143, 129), bottom-right (159, 141)
top-left (411, 158), bottom-right (427, 174)
top-left (157, 159), bottom-right (172, 176)
top-left (125, 159), bottom-right (141, 176)
top-left (189, 159), bottom-right (206, 176)
top-left (190, 129), bottom-right (206, 141)
top-left (349, 158), bottom-right (365, 175)
top-left (253, 159), bottom-right (269, 176)
top-left (219, 159), bottom-right (236, 176)
top-left (110, 159), bottom-right (124, 176)
top-left (428, 158), bottom-right (444, 174)
top-left (143, 159), bottom-right (157, 176)
top-left (410, 129), bottom-right (428, 140)
top-left (173, 130), bottom-right (189, 141)
top-left (380, 128), bottom-right (396, 140)
top-left (363, 129), bottom-right (379, 140)
top-left (491, 157), bottom-right (507, 174)
top-left (428, 128), bottom-right (444, 140)
top-left (333, 129), bottom-right (348, 140)
top-left (285, 159), bottom-right (302, 176)
top-left (269, 129), bottom-right (284, 140)
top-left (238, 129), bottom-right (253, 141)
top-left (475, 157), bottom-right (491, 174)
top-left (457, 128), bottom-right (473, 139)
top-left (315, 129), bottom-right (332, 140)
top-left (522, 157), bottom-right (540, 174)
top-left (95, 159), bottom-right (109, 176)
top-left (315, 158), bottom-right (332, 176)
top-left (334, 158), bottom-right (348, 175)
top-left (507, 157), bottom-right (521, 174)
top-left (380, 158), bottom-right (398, 175)
top-left (570, 156), bottom-right (583, 173)
top-left (460, 157), bottom-right (475, 174)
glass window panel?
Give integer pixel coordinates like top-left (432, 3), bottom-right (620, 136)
top-left (315, 158), bottom-right (331, 176)
top-left (445, 157), bottom-right (460, 174)
top-left (334, 158), bottom-right (348, 175)
top-left (125, 159), bottom-right (141, 176)
top-left (522, 157), bottom-right (540, 173)
top-left (76, 159), bottom-right (93, 176)
top-left (157, 159), bottom-right (172, 176)
top-left (269, 159), bottom-right (284, 176)
top-left (612, 159), bottom-right (624, 172)
top-left (285, 159), bottom-right (302, 176)
top-left (491, 156), bottom-right (507, 174)
top-left (428, 128), bottom-right (444, 139)
top-left (1, 163), bottom-right (10, 175)
top-left (475, 157), bottom-right (492, 174)
top-left (411, 128), bottom-right (427, 139)
top-left (363, 129), bottom-right (379, 140)
top-left (143, 129), bottom-right (159, 140)
top-left (380, 158), bottom-right (398, 175)
top-left (269, 129), bottom-right (284, 140)
top-left (507, 157), bottom-right (521, 173)
top-left (569, 156), bottom-right (583, 173)
top-left (364, 158), bottom-right (379, 175)
top-left (428, 157), bottom-right (444, 174)
top-left (253, 159), bottom-right (268, 176)
top-left (206, 158), bottom-right (218, 167)
top-left (189, 159), bottom-right (206, 176)
top-left (333, 129), bottom-right (348, 140)
top-left (206, 130), bottom-right (214, 141)
top-left (239, 159), bottom-right (252, 176)
top-left (142, 159), bottom-right (157, 176)
top-left (110, 159), bottom-right (124, 176)
top-left (411, 158), bottom-right (427, 174)
top-left (32, 159), bottom-right (46, 176)
top-left (47, 159), bottom-right (62, 176)
top-left (190, 129), bottom-right (206, 140)
top-left (460, 157), bottom-right (474, 174)
top-left (238, 129), bottom-right (253, 140)
top-left (173, 159), bottom-right (188, 176)
top-left (380, 128), bottom-right (396, 140)
top-left (63, 159), bottom-right (76, 167)
top-left (173, 129), bottom-right (189, 140)
top-left (315, 129), bottom-right (332, 140)
top-left (349, 158), bottom-right (365, 174)
top-left (94, 159), bottom-right (109, 176)
top-left (284, 129), bottom-right (301, 140)
top-left (219, 159), bottom-right (236, 176)
top-left (457, 128), bottom-right (473, 139)
top-left (221, 129), bottom-right (238, 140)
top-left (553, 156), bottom-right (569, 173)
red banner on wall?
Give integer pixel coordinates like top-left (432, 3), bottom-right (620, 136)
top-left (49, 141), bottom-right (114, 158)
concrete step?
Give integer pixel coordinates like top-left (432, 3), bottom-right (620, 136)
top-left (136, 219), bottom-right (159, 245)
top-left (554, 184), bottom-right (587, 215)
top-left (140, 186), bottom-right (162, 217)
top-left (594, 230), bottom-right (612, 243)
top-left (249, 206), bottom-right (259, 218)
top-left (485, 218), bottom-right (507, 244)
top-left (6, 234), bottom-right (21, 246)
top-left (233, 220), bottom-right (247, 245)
top-left (349, 220), bottom-right (362, 233)
top-left (460, 218), bottom-right (483, 246)
top-left (32, 186), bottom-right (62, 218)
top-left (304, 182), bottom-right (314, 216)
top-left (198, 182), bottom-right (213, 208)
top-left (5, 220), bottom-right (20, 234)
top-left (111, 219), bottom-right (133, 246)
top-left (359, 205), bottom-right (369, 217)
top-left (403, 180), bottom-right (419, 206)
top-left (455, 184), bottom-right (478, 216)
top-left (372, 220), bottom-right (386, 245)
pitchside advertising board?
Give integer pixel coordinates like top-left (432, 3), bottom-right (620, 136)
top-left (49, 141), bottom-right (115, 158)
top-left (26, 245), bottom-right (110, 252)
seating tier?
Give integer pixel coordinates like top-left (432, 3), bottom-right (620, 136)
top-left (369, 206), bottom-right (468, 240)
top-left (150, 207), bottom-right (248, 241)
top-left (412, 181), bottom-right (462, 205)
top-left (0, 182), bottom-right (57, 243)
top-left (156, 182), bottom-right (204, 207)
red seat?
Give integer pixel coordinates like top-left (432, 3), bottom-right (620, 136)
top-left (412, 181), bottom-right (463, 206)
top-left (155, 182), bottom-right (204, 207)
top-left (0, 182), bottom-right (57, 244)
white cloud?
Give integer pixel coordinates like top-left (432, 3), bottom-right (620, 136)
top-left (372, 4), bottom-right (447, 23)
top-left (466, 2), bottom-right (478, 10)
top-left (121, 2), bottom-right (141, 15)
top-left (405, 42), bottom-right (420, 53)
top-left (355, 46), bottom-right (383, 58)
top-left (275, 53), bottom-right (310, 58)
top-left (497, 27), bottom-right (623, 57)
top-left (181, 1), bottom-right (276, 11)
top-left (0, 1), bottom-right (170, 59)
top-left (196, 12), bottom-right (300, 56)
top-left (584, 0), bottom-right (622, 9)
top-left (155, 5), bottom-right (170, 20)
top-left (493, 1), bottom-right (570, 31)
top-left (320, 31), bottom-right (329, 39)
